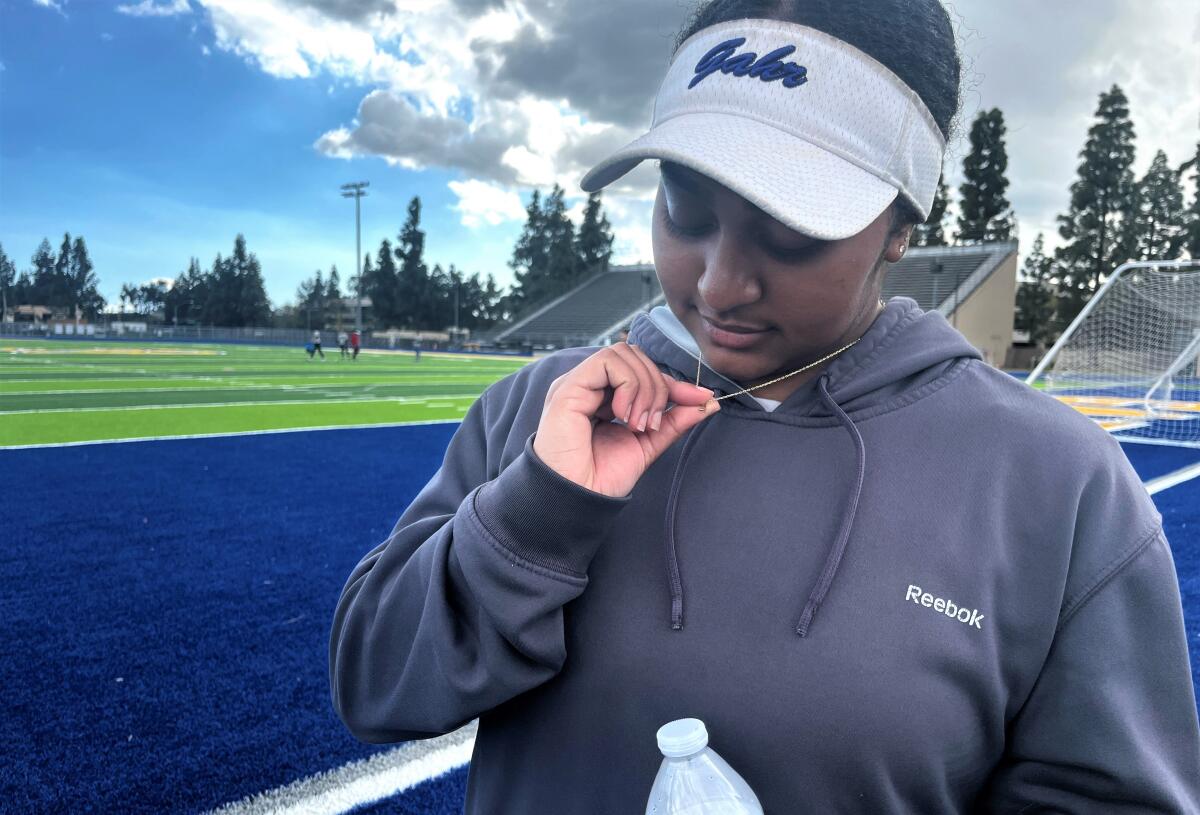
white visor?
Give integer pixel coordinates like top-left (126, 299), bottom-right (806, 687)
top-left (580, 19), bottom-right (946, 241)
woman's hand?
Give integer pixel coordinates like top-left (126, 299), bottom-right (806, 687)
top-left (532, 342), bottom-right (720, 498)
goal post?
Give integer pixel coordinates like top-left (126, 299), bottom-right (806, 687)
top-left (1026, 259), bottom-right (1200, 448)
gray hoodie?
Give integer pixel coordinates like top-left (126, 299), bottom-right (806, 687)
top-left (330, 297), bottom-right (1200, 813)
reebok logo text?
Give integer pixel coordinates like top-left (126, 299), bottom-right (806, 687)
top-left (905, 585), bottom-right (985, 629)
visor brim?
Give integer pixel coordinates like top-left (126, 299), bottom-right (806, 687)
top-left (580, 112), bottom-right (900, 241)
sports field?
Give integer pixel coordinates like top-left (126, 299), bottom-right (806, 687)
top-left (0, 339), bottom-right (531, 447)
top-left (2, 337), bottom-right (1199, 813)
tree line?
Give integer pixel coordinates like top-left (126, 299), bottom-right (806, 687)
top-left (8, 82), bottom-right (1197, 343)
top-left (282, 187), bottom-right (614, 333)
top-left (1, 185), bottom-right (614, 334)
top-left (911, 85), bottom-right (1200, 350)
top-left (0, 234), bottom-right (103, 319)
top-left (119, 235), bottom-right (271, 327)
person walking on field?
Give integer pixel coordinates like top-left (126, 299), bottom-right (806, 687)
top-left (412, 338), bottom-right (421, 363)
top-left (311, 329), bottom-right (325, 359)
top-left (350, 330), bottom-right (361, 360)
top-left (338, 331), bottom-right (349, 359)
top-left (329, 1), bottom-right (1200, 812)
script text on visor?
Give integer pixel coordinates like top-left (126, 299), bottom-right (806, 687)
top-left (689, 37), bottom-right (809, 90)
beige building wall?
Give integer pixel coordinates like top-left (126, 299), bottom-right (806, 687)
top-left (950, 253), bottom-right (1017, 367)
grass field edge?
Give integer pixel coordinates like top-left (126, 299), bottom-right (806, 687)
top-left (0, 418), bottom-right (465, 450)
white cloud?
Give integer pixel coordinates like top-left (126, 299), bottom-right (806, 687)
top-left (32, 0), bottom-right (66, 15)
top-left (448, 179), bottom-right (527, 228)
top-left (184, 0), bottom-right (1200, 279)
top-left (947, 0), bottom-right (1200, 260)
top-left (116, 0), bottom-right (192, 17)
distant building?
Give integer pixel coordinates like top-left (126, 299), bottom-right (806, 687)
top-left (881, 242), bottom-right (1018, 368)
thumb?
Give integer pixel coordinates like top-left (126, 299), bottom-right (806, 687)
top-left (638, 379), bottom-right (720, 458)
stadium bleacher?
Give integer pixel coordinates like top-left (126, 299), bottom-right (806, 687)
top-left (488, 265), bottom-right (662, 349)
top-left (882, 242), bottom-right (1016, 314)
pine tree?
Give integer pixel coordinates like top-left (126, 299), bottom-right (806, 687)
top-left (53, 233), bottom-right (75, 309)
top-left (456, 270), bottom-right (484, 331)
top-left (509, 190), bottom-right (550, 313)
top-left (543, 185), bottom-right (578, 292)
top-left (482, 273), bottom-right (505, 326)
top-left (956, 109), bottom-right (1015, 243)
top-left (165, 258), bottom-right (202, 324)
top-left (68, 236), bottom-right (104, 318)
top-left (912, 172), bottom-right (950, 247)
top-left (205, 252), bottom-right (234, 326)
top-left (1184, 142), bottom-right (1200, 259)
top-left (328, 266), bottom-right (342, 302)
top-left (576, 192), bottom-right (615, 276)
top-left (226, 234), bottom-right (270, 326)
top-left (367, 238), bottom-right (398, 329)
top-left (0, 243), bottom-right (16, 317)
top-left (1014, 233), bottom-right (1058, 350)
top-left (29, 239), bottom-right (57, 307)
top-left (1127, 150), bottom-right (1187, 261)
top-left (395, 197), bottom-right (429, 329)
top-left (1055, 84), bottom-right (1138, 327)
top-left (427, 263), bottom-right (452, 329)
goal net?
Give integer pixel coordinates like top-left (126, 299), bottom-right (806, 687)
top-left (1026, 260), bottom-right (1200, 448)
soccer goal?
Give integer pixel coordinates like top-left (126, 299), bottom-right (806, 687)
top-left (1026, 259), bottom-right (1200, 448)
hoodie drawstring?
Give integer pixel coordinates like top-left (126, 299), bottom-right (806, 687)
top-left (664, 410), bottom-right (716, 630)
top-left (662, 374), bottom-right (867, 638)
top-left (796, 375), bottom-right (866, 637)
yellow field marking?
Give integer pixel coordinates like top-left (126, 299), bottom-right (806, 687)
top-left (1055, 395), bottom-right (1200, 420)
top-left (1074, 407), bottom-right (1196, 422)
top-left (1098, 419), bottom-right (1149, 432)
top-left (1055, 395), bottom-right (1140, 407)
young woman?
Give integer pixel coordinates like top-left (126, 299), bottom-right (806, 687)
top-left (329, 1), bottom-right (1200, 811)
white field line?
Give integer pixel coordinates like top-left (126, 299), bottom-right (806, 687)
top-left (207, 722), bottom-right (476, 815)
top-left (1145, 461), bottom-right (1200, 495)
top-left (0, 418), bottom-right (466, 450)
top-left (0, 395), bottom-right (476, 416)
top-left (0, 376), bottom-right (500, 391)
top-left (0, 384), bottom-right (296, 396)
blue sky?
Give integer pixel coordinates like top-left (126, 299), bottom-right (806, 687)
top-left (1, 0), bottom-right (1197, 311)
top-left (0, 0), bottom-right (524, 308)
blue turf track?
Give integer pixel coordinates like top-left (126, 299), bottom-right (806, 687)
top-left (1, 426), bottom-right (1198, 814)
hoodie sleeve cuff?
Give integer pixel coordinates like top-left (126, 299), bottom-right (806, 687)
top-left (470, 432), bottom-right (631, 578)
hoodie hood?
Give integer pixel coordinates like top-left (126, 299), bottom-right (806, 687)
top-left (626, 296), bottom-right (982, 635)
top-left (627, 296), bottom-right (981, 418)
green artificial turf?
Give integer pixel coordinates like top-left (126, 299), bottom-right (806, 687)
top-left (0, 339), bottom-right (531, 446)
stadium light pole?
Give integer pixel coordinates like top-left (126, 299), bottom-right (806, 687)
top-left (341, 181), bottom-right (369, 335)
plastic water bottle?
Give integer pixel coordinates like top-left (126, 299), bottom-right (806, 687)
top-left (645, 718), bottom-right (764, 815)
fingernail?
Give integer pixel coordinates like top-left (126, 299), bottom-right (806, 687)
top-left (650, 410), bottom-right (661, 431)
top-left (638, 410), bottom-right (649, 432)
top-left (625, 403), bottom-right (633, 423)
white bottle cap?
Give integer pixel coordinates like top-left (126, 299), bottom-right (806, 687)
top-left (656, 718), bottom-right (709, 758)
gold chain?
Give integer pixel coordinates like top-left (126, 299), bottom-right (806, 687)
top-left (696, 298), bottom-right (885, 411)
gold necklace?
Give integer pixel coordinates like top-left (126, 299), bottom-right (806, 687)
top-left (696, 298), bottom-right (885, 412)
